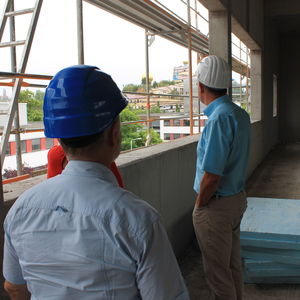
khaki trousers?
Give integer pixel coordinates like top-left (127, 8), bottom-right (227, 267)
top-left (193, 191), bottom-right (247, 300)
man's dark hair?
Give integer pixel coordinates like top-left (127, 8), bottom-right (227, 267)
top-left (203, 84), bottom-right (227, 97)
top-left (59, 116), bottom-right (119, 156)
top-left (59, 131), bottom-right (105, 156)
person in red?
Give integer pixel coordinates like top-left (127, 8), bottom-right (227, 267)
top-left (47, 144), bottom-right (124, 188)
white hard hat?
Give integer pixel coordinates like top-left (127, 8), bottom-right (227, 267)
top-left (196, 55), bottom-right (230, 89)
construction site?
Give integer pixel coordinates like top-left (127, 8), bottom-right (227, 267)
top-left (1, 0), bottom-right (300, 299)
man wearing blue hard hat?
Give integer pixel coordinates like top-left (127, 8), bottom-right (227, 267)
top-left (3, 65), bottom-right (190, 299)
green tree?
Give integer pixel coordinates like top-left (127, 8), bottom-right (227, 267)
top-left (19, 89), bottom-right (43, 121)
top-left (120, 107), bottom-right (162, 151)
top-left (157, 80), bottom-right (176, 87)
top-left (35, 90), bottom-right (45, 101)
top-left (150, 105), bottom-right (161, 113)
top-left (120, 107), bottom-right (143, 150)
top-left (122, 84), bottom-right (140, 93)
top-left (18, 89), bottom-right (34, 101)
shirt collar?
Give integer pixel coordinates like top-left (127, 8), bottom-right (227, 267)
top-left (62, 160), bottom-right (118, 186)
top-left (203, 95), bottom-right (230, 117)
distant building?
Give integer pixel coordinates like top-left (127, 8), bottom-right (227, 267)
top-left (151, 82), bottom-right (183, 95)
top-left (0, 88), bottom-right (9, 101)
top-left (0, 102), bottom-right (28, 127)
top-left (1, 130), bottom-right (58, 174)
top-left (159, 114), bottom-right (207, 141)
top-left (183, 76), bottom-right (205, 115)
top-left (173, 62), bottom-right (189, 81)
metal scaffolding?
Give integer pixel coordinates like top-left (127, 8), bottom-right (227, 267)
top-left (0, 0), bottom-right (250, 177)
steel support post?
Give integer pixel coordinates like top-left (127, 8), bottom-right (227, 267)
top-left (145, 30), bottom-right (151, 146)
top-left (77, 0), bottom-right (84, 64)
top-left (187, 0), bottom-right (194, 135)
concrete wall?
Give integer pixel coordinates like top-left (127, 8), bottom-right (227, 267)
top-left (262, 18), bottom-right (280, 150)
top-left (230, 0), bottom-right (264, 48)
top-left (200, 0), bottom-right (279, 160)
top-left (117, 136), bottom-right (198, 257)
top-left (3, 129), bottom-right (265, 259)
top-left (117, 128), bottom-right (265, 256)
top-left (279, 34), bottom-right (300, 142)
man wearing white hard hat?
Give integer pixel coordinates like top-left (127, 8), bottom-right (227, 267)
top-left (193, 55), bottom-right (250, 300)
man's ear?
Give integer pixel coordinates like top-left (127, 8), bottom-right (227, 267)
top-left (199, 82), bottom-right (205, 93)
top-left (107, 119), bottom-right (120, 147)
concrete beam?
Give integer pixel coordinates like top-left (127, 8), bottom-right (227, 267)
top-left (265, 0), bottom-right (300, 17)
top-left (209, 10), bottom-right (232, 96)
top-left (198, 0), bottom-right (225, 12)
top-left (232, 16), bottom-right (260, 50)
top-left (250, 50), bottom-right (262, 122)
top-left (209, 10), bottom-right (231, 61)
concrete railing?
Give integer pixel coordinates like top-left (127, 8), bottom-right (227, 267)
top-left (117, 135), bottom-right (199, 256)
top-left (3, 122), bottom-right (267, 257)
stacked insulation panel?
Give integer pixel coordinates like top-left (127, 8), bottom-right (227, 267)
top-left (240, 197), bottom-right (300, 283)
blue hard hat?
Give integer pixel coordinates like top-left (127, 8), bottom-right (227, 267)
top-left (43, 65), bottom-right (128, 138)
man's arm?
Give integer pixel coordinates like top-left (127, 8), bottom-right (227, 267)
top-left (4, 281), bottom-right (30, 300)
top-left (195, 171), bottom-right (221, 208)
top-left (136, 220), bottom-right (190, 300)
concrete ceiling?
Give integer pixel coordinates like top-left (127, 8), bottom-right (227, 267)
top-left (265, 0), bottom-right (300, 34)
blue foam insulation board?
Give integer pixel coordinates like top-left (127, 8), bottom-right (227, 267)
top-left (241, 197), bottom-right (300, 283)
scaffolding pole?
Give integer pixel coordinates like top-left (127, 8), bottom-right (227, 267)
top-left (77, 0), bottom-right (84, 64)
top-left (9, 1), bottom-right (22, 176)
top-left (246, 50), bottom-right (250, 113)
top-left (145, 30), bottom-right (151, 146)
top-left (187, 0), bottom-right (193, 135)
top-left (239, 40), bottom-right (243, 105)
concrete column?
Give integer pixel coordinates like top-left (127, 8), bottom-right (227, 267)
top-left (209, 9), bottom-right (232, 96)
top-left (250, 50), bottom-right (262, 121)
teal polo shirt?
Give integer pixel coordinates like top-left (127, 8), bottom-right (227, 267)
top-left (194, 95), bottom-right (250, 196)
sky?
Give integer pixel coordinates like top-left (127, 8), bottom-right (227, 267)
top-left (0, 0), bottom-right (207, 94)
top-left (0, 0), bottom-right (247, 96)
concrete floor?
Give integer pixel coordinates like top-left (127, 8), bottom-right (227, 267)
top-left (247, 143), bottom-right (300, 199)
top-left (180, 143), bottom-right (300, 299)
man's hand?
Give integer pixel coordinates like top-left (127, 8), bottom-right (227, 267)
top-left (195, 171), bottom-right (221, 208)
top-left (4, 281), bottom-right (30, 300)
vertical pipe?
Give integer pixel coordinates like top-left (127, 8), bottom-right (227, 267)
top-left (9, 1), bottom-right (22, 176)
top-left (187, 0), bottom-right (193, 135)
top-left (145, 30), bottom-right (151, 146)
top-left (77, 0), bottom-right (84, 64)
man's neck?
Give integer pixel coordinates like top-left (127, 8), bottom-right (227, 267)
top-left (204, 93), bottom-right (226, 106)
top-left (67, 155), bottom-right (112, 169)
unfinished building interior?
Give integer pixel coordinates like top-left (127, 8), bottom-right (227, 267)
top-left (1, 0), bottom-right (300, 299)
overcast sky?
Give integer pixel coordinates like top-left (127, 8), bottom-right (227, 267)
top-left (1, 0), bottom-right (205, 94)
top-left (0, 0), bottom-right (246, 97)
